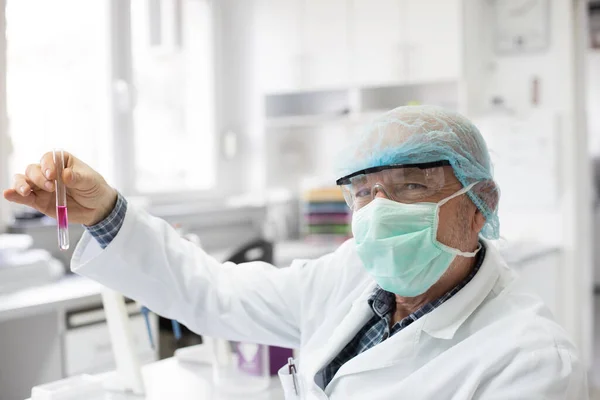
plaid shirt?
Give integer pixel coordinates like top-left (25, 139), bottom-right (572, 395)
top-left (86, 192), bottom-right (128, 249)
top-left (318, 243), bottom-right (486, 389)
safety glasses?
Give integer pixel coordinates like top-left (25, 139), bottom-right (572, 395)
top-left (336, 161), bottom-right (451, 209)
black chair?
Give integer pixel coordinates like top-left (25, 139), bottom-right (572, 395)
top-left (226, 238), bottom-right (274, 264)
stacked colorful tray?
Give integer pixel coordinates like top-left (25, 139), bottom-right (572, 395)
top-left (302, 187), bottom-right (351, 242)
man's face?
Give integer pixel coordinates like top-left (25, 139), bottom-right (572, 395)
top-left (369, 165), bottom-right (480, 252)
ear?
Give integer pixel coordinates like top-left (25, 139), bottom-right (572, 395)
top-left (472, 209), bottom-right (486, 234)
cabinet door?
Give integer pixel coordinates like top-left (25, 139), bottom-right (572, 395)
top-left (301, 0), bottom-right (350, 89)
top-left (255, 0), bottom-right (302, 93)
top-left (64, 313), bottom-right (158, 376)
top-left (352, 0), bottom-right (406, 86)
top-left (404, 0), bottom-right (461, 83)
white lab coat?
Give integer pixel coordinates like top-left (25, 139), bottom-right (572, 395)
top-left (71, 203), bottom-right (588, 399)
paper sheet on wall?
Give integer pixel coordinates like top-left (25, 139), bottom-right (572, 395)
top-left (473, 110), bottom-right (559, 211)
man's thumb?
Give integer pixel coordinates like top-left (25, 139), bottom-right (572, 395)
top-left (63, 167), bottom-right (81, 188)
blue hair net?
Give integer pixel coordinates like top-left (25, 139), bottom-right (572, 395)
top-left (336, 105), bottom-right (500, 239)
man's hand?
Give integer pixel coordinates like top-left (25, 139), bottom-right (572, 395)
top-left (3, 151), bottom-right (118, 226)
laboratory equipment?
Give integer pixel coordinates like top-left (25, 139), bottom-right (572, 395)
top-left (53, 149), bottom-right (69, 251)
top-left (140, 305), bottom-right (182, 350)
top-left (140, 306), bottom-right (155, 349)
top-left (64, 299), bottom-right (157, 377)
top-left (212, 343), bottom-right (270, 394)
top-left (101, 289), bottom-right (145, 395)
top-left (172, 319), bottom-right (182, 340)
top-left (0, 233), bottom-right (33, 257)
top-left (0, 248), bottom-right (64, 293)
top-left (0, 233), bottom-right (64, 293)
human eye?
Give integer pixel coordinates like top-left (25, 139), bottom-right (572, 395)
top-left (354, 188), bottom-right (371, 198)
top-left (392, 182), bottom-right (430, 199)
top-left (405, 183), bottom-right (427, 191)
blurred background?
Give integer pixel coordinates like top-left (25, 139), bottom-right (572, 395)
top-left (0, 0), bottom-right (598, 398)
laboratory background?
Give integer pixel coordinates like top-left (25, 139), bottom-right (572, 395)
top-left (0, 0), bottom-right (597, 399)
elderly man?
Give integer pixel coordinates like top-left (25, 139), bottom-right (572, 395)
top-left (4, 106), bottom-right (587, 399)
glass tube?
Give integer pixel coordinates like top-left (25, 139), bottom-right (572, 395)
top-left (54, 149), bottom-right (69, 250)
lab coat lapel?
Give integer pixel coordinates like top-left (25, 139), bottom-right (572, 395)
top-left (303, 282), bottom-right (378, 380)
top-left (421, 240), bottom-right (501, 339)
top-left (325, 317), bottom-right (423, 392)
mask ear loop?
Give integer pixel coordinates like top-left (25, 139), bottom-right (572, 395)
top-left (434, 181), bottom-right (482, 257)
top-left (437, 181), bottom-right (479, 208)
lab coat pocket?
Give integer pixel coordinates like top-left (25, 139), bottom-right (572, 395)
top-left (278, 363), bottom-right (302, 399)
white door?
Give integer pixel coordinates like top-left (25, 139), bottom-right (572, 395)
top-left (404, 0), bottom-right (462, 83)
top-left (351, 0), bottom-right (407, 86)
top-left (255, 0), bottom-right (302, 93)
top-left (301, 0), bottom-right (350, 89)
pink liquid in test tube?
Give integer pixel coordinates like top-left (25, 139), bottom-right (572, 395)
top-left (54, 149), bottom-right (70, 250)
top-left (57, 206), bottom-right (68, 229)
top-left (57, 206), bottom-right (69, 250)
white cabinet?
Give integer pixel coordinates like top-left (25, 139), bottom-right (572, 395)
top-left (255, 0), bottom-right (463, 92)
top-left (405, 0), bottom-right (461, 83)
top-left (256, 0), bottom-right (350, 92)
top-left (352, 0), bottom-right (462, 85)
top-left (64, 307), bottom-right (158, 376)
top-left (255, 0), bottom-right (302, 93)
top-left (352, 0), bottom-right (406, 86)
top-left (302, 0), bottom-right (350, 89)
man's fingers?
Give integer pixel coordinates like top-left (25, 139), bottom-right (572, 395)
top-left (4, 188), bottom-right (51, 216)
top-left (40, 150), bottom-right (74, 182)
top-left (39, 152), bottom-right (56, 181)
top-left (25, 163), bottom-right (54, 192)
top-left (3, 188), bottom-right (36, 207)
top-left (13, 174), bottom-right (32, 196)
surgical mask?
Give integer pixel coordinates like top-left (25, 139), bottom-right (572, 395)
top-left (352, 182), bottom-right (480, 297)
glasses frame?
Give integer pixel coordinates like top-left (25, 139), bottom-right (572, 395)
top-left (335, 160), bottom-right (451, 186)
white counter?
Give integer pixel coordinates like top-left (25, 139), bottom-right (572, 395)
top-left (26, 357), bottom-right (284, 400)
top-left (0, 274), bottom-right (103, 323)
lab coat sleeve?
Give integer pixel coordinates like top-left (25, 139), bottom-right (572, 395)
top-left (71, 202), bottom-right (329, 349)
top-left (474, 343), bottom-right (588, 399)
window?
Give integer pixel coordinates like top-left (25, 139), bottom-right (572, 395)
top-left (6, 0), bottom-right (111, 177)
top-left (5, 0), bottom-right (216, 195)
top-left (130, 0), bottom-right (216, 193)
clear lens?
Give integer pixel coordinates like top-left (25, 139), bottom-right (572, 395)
top-left (342, 166), bottom-right (446, 209)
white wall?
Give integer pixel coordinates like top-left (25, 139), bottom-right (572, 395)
top-left (0, 0), bottom-right (10, 232)
top-left (588, 50), bottom-right (600, 154)
top-left (465, 0), bottom-right (593, 367)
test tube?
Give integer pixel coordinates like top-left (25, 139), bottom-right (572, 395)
top-left (54, 149), bottom-right (70, 251)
